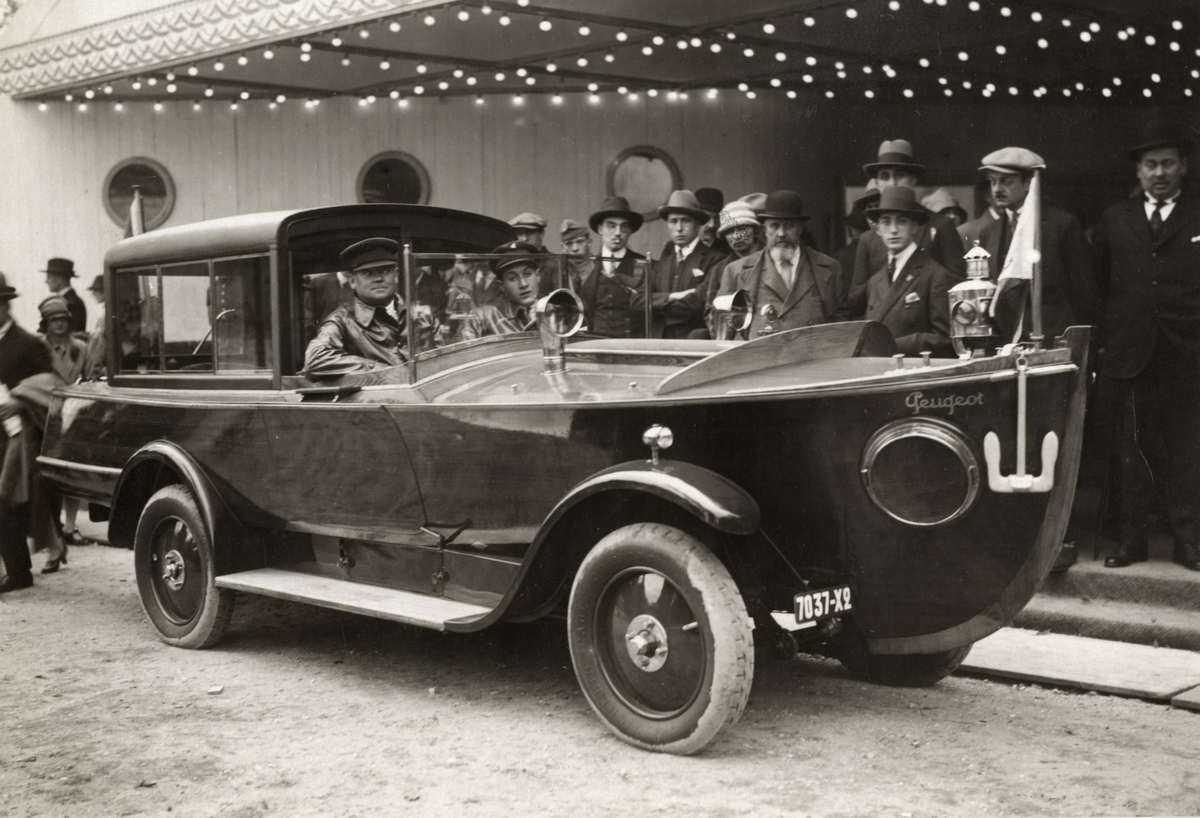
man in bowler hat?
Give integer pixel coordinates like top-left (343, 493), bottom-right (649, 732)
top-left (42, 257), bottom-right (86, 334)
top-left (578, 196), bottom-right (646, 338)
top-left (1093, 120), bottom-right (1200, 571)
top-left (716, 190), bottom-right (844, 336)
top-left (0, 273), bottom-right (54, 593)
top-left (846, 140), bottom-right (966, 318)
top-left (303, 237), bottom-right (436, 378)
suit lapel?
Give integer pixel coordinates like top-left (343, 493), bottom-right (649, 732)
top-left (876, 255), bottom-right (921, 318)
top-left (760, 253), bottom-right (792, 302)
top-left (1154, 195), bottom-right (1195, 248)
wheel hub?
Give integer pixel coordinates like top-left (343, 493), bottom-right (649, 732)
top-left (624, 613), bottom-right (669, 672)
top-left (161, 549), bottom-right (186, 591)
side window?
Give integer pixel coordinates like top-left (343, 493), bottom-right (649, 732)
top-left (213, 257), bottom-right (272, 373)
top-left (161, 262), bottom-right (213, 371)
top-left (114, 267), bottom-right (162, 373)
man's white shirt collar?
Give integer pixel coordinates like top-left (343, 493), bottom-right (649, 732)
top-left (889, 242), bottom-right (918, 281)
top-left (1144, 190), bottom-right (1181, 221)
top-left (675, 236), bottom-right (701, 261)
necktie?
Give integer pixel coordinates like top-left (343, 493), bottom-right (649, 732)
top-left (887, 255), bottom-right (897, 282)
top-left (1150, 199), bottom-right (1165, 239)
top-left (996, 209), bottom-right (1010, 268)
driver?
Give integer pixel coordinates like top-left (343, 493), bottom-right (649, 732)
top-left (303, 237), bottom-right (436, 378)
top-left (458, 241), bottom-right (541, 341)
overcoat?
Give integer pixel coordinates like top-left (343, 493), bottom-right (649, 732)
top-left (61, 288), bottom-right (87, 335)
top-left (716, 247), bottom-right (844, 336)
top-left (864, 252), bottom-right (954, 357)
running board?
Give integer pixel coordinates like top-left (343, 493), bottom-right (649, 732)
top-left (215, 568), bottom-right (492, 630)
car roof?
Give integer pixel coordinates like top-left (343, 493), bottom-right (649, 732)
top-left (104, 204), bottom-right (511, 269)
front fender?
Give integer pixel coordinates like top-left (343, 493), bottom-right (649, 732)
top-left (545, 459), bottom-right (760, 535)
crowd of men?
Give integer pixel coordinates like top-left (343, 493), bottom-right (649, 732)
top-left (301, 118), bottom-right (1199, 577)
top-left (0, 259), bottom-right (106, 593)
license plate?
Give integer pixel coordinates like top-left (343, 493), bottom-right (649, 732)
top-left (794, 585), bottom-right (853, 629)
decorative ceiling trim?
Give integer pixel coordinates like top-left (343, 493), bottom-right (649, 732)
top-left (0, 0), bottom-right (446, 96)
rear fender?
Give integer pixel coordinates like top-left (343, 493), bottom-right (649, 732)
top-left (109, 440), bottom-right (252, 573)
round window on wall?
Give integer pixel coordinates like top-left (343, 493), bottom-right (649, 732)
top-left (357, 151), bottom-right (431, 204)
top-left (103, 157), bottom-right (176, 230)
top-left (606, 145), bottom-right (682, 224)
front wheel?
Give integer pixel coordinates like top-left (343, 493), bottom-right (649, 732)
top-left (134, 484), bottom-right (234, 649)
top-left (567, 523), bottom-right (754, 755)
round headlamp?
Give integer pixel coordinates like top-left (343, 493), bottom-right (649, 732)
top-left (860, 418), bottom-right (980, 527)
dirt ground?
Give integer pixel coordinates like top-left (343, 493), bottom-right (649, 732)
top-left (1, 537), bottom-right (1197, 818)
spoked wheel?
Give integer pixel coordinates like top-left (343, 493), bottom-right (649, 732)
top-left (568, 523), bottom-right (754, 755)
top-left (134, 484), bottom-right (233, 649)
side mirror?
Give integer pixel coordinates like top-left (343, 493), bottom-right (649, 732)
top-left (534, 288), bottom-right (585, 373)
top-left (710, 289), bottom-right (753, 339)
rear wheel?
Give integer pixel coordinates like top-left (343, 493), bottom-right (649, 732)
top-left (134, 484), bottom-right (233, 649)
top-left (567, 523), bottom-right (754, 755)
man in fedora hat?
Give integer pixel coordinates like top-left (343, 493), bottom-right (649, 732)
top-left (579, 196), bottom-right (646, 338)
top-left (715, 190), bottom-right (844, 337)
top-left (459, 241), bottom-right (542, 341)
top-left (864, 187), bottom-right (953, 357)
top-left (639, 190), bottom-right (731, 338)
top-left (303, 237), bottom-right (437, 378)
top-left (1093, 120), bottom-right (1200, 571)
top-left (846, 140), bottom-right (966, 318)
top-left (976, 147), bottom-right (1095, 344)
top-left (42, 257), bottom-right (86, 335)
top-left (0, 273), bottom-right (54, 593)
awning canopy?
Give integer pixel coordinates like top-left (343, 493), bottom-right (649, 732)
top-left (1, 0), bottom-right (1197, 107)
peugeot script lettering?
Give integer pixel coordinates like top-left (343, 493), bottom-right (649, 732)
top-left (905, 390), bottom-right (985, 415)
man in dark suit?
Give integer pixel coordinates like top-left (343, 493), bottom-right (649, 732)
top-left (716, 190), bottom-right (844, 336)
top-left (863, 187), bottom-right (953, 357)
top-left (1093, 120), bottom-right (1200, 570)
top-left (42, 257), bottom-right (86, 335)
top-left (579, 197), bottom-right (646, 338)
top-left (0, 273), bottom-right (54, 593)
top-left (639, 190), bottom-right (730, 338)
top-left (976, 147), bottom-right (1096, 343)
top-left (846, 140), bottom-right (966, 318)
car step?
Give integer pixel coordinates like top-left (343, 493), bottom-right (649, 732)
top-left (215, 568), bottom-right (492, 630)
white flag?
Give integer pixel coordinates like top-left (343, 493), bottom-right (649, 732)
top-left (989, 170), bottom-right (1041, 317)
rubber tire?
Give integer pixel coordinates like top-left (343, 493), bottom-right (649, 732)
top-left (567, 523), bottom-right (755, 755)
top-left (844, 644), bottom-right (973, 687)
top-left (134, 484), bottom-right (234, 649)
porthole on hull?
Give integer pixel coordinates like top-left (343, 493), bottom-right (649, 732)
top-left (860, 418), bottom-right (980, 527)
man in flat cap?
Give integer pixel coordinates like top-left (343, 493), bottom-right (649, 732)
top-left (42, 257), bottom-right (86, 335)
top-left (1093, 120), bottom-right (1200, 570)
top-left (578, 196), bottom-right (646, 338)
top-left (716, 190), bottom-right (844, 337)
top-left (508, 212), bottom-right (549, 253)
top-left (639, 190), bottom-right (731, 338)
top-left (0, 273), bottom-right (55, 593)
top-left (303, 237), bottom-right (435, 378)
top-left (977, 147), bottom-right (1095, 343)
top-left (863, 187), bottom-right (953, 357)
top-left (559, 218), bottom-right (591, 294)
top-left (459, 242), bottom-right (542, 341)
top-left (846, 140), bottom-right (966, 318)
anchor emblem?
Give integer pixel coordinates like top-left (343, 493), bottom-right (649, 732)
top-left (982, 354), bottom-right (1058, 493)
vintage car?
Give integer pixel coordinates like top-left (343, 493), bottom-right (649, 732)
top-left (39, 204), bottom-right (1089, 755)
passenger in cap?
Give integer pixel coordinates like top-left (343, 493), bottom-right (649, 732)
top-left (508, 212), bottom-right (549, 252)
top-left (303, 237), bottom-right (437, 378)
top-left (458, 242), bottom-right (542, 342)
